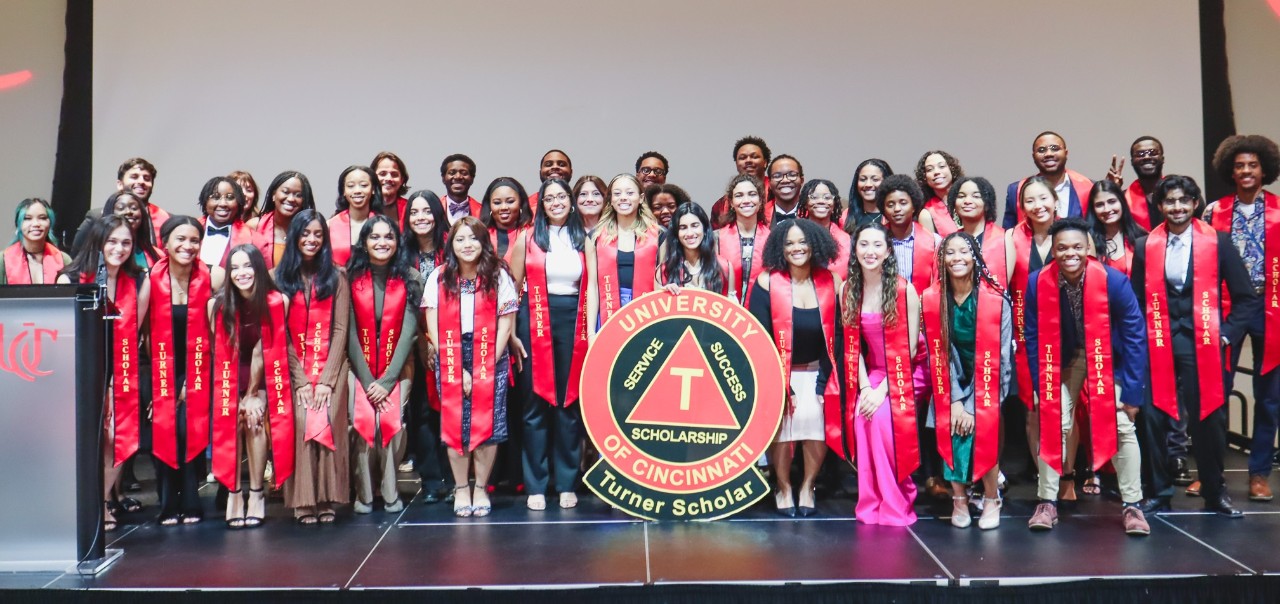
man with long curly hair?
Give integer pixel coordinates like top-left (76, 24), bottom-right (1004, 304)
top-left (1202, 134), bottom-right (1280, 504)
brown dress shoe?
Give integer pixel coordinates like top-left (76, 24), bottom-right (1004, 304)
top-left (1250, 475), bottom-right (1274, 501)
top-left (1185, 480), bottom-right (1201, 497)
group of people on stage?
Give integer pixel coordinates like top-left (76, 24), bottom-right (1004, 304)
top-left (7, 131), bottom-right (1280, 537)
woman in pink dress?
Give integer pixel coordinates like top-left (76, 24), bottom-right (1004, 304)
top-left (842, 222), bottom-right (925, 526)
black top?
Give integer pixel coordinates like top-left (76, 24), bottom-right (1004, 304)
top-left (618, 250), bottom-right (635, 290)
top-left (1029, 242), bottom-right (1048, 273)
top-left (496, 229), bottom-right (510, 258)
top-left (173, 304), bottom-right (188, 381)
top-left (790, 307), bottom-right (825, 364)
top-left (746, 283), bottom-right (834, 385)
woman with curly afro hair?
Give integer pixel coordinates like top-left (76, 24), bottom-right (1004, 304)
top-left (1203, 133), bottom-right (1280, 501)
top-left (916, 150), bottom-right (963, 237)
top-left (747, 219), bottom-right (841, 517)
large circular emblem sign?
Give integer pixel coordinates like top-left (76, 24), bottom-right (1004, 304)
top-left (580, 289), bottom-right (784, 520)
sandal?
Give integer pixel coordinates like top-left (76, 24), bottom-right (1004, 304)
top-left (526, 494), bottom-right (547, 511)
top-left (559, 492), bottom-right (578, 509)
top-left (1058, 472), bottom-right (1078, 503)
top-left (244, 488), bottom-right (266, 528)
top-left (295, 507), bottom-right (318, 526)
top-left (1082, 475), bottom-right (1101, 496)
top-left (103, 502), bottom-right (118, 533)
top-left (454, 486), bottom-right (473, 518)
top-left (159, 514), bottom-right (182, 527)
top-left (119, 497), bottom-right (143, 514)
top-left (182, 514), bottom-right (203, 525)
top-left (225, 490), bottom-right (246, 529)
top-left (472, 484), bottom-right (492, 517)
top-left (317, 507), bottom-right (337, 524)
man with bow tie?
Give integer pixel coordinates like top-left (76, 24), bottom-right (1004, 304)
top-left (441, 154), bottom-right (480, 225)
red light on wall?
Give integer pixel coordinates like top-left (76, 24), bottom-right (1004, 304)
top-left (0, 70), bottom-right (33, 91)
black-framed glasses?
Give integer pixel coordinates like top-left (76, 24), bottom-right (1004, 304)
top-left (639, 167), bottom-right (667, 177)
top-left (770, 171), bottom-right (801, 181)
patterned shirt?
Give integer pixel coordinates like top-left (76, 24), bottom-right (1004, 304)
top-left (1060, 272), bottom-right (1085, 354)
top-left (1230, 194), bottom-right (1266, 287)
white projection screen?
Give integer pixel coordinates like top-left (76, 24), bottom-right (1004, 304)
top-left (0, 1), bottom-right (65, 225)
top-left (93, 0), bottom-right (1204, 220)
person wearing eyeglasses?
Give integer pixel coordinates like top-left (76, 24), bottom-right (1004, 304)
top-left (767, 155), bottom-right (806, 225)
top-left (508, 179), bottom-right (590, 511)
top-left (798, 179), bottom-right (851, 280)
top-left (1001, 131), bottom-right (1094, 228)
top-left (710, 136), bottom-right (771, 228)
top-left (198, 176), bottom-right (263, 268)
top-left (636, 151), bottom-right (669, 189)
top-left (1105, 136), bottom-right (1166, 230)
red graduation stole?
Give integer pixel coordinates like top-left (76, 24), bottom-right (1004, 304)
top-left (488, 226), bottom-right (525, 266)
top-left (4, 242), bottom-right (64, 284)
top-left (1009, 221), bottom-right (1036, 406)
top-left (253, 211), bottom-right (280, 268)
top-left (828, 223), bottom-right (851, 280)
top-left (922, 281), bottom-right (1003, 482)
top-left (211, 291), bottom-right (294, 488)
top-left (328, 211), bottom-right (354, 267)
top-left (883, 220), bottom-right (937, 294)
top-left (1104, 237), bottom-right (1134, 276)
top-left (1126, 181), bottom-right (1152, 231)
top-left (261, 292), bottom-right (295, 485)
top-left (595, 227), bottom-right (659, 323)
top-left (147, 204), bottom-right (171, 244)
top-left (287, 284), bottom-right (336, 450)
top-left (1208, 191), bottom-right (1280, 374)
top-left (978, 223), bottom-right (1007, 288)
top-left (1144, 220), bottom-right (1226, 420)
top-left (768, 269), bottom-right (843, 457)
top-left (438, 280), bottom-right (500, 454)
top-left (149, 258), bottom-right (213, 469)
top-left (841, 276), bottom-right (921, 482)
top-left (924, 196), bottom-right (958, 237)
top-left (524, 231), bottom-right (589, 407)
top-left (716, 222), bottom-right (770, 303)
top-left (1035, 259), bottom-right (1118, 474)
top-left (106, 273), bottom-right (141, 466)
top-left (351, 273), bottom-right (407, 447)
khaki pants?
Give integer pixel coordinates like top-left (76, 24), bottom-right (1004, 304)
top-left (1034, 354), bottom-right (1142, 504)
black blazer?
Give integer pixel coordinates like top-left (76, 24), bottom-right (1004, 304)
top-left (1130, 228), bottom-right (1259, 351)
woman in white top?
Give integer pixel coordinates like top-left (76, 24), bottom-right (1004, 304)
top-left (423, 217), bottom-right (519, 518)
top-left (508, 178), bottom-right (590, 510)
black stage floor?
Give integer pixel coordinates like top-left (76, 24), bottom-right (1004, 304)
top-left (3, 451), bottom-right (1277, 593)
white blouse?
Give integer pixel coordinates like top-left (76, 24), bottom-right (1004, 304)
top-left (422, 269), bottom-right (519, 333)
top-left (544, 225), bottom-right (583, 296)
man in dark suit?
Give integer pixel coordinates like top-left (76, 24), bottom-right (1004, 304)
top-left (1131, 175), bottom-right (1260, 517)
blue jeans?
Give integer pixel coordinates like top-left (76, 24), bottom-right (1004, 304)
top-left (1232, 309), bottom-right (1280, 476)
